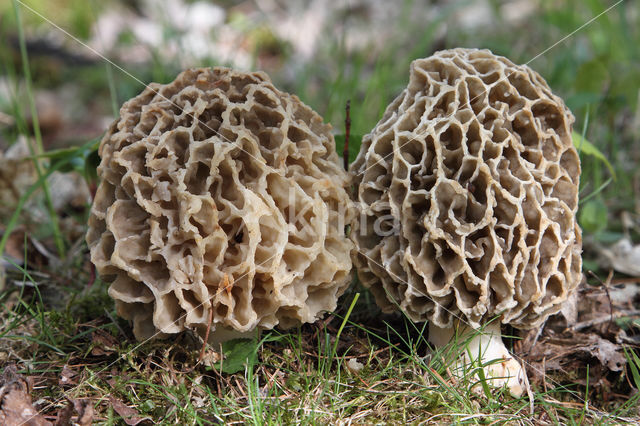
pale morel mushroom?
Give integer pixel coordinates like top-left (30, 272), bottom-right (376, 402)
top-left (349, 48), bottom-right (582, 396)
top-left (86, 68), bottom-right (355, 343)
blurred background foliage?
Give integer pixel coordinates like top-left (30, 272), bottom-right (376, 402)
top-left (0, 0), bottom-right (639, 261)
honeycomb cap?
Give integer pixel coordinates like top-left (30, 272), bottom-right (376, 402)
top-left (350, 48), bottom-right (582, 329)
top-left (87, 68), bottom-right (355, 341)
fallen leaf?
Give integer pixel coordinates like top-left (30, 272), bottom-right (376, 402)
top-left (516, 275), bottom-right (640, 396)
top-left (58, 365), bottom-right (77, 387)
top-left (590, 336), bottom-right (626, 371)
top-left (520, 329), bottom-right (627, 385)
top-left (72, 399), bottom-right (93, 426)
top-left (572, 131), bottom-right (615, 177)
top-left (598, 238), bottom-right (640, 276)
top-left (54, 399), bottom-right (92, 426)
top-left (108, 396), bottom-right (150, 425)
top-left (90, 329), bottom-right (119, 356)
top-left (0, 364), bottom-right (51, 426)
top-left (54, 400), bottom-right (73, 426)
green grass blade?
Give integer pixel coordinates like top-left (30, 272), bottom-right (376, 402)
top-left (12, 0), bottom-right (65, 257)
top-left (331, 293), bottom-right (360, 363)
top-left (624, 346), bottom-right (640, 389)
top-left (572, 130), bottom-right (616, 179)
top-left (4, 334), bottom-right (65, 355)
top-left (578, 177), bottom-right (612, 205)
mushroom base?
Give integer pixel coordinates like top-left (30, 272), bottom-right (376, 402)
top-left (428, 321), bottom-right (528, 397)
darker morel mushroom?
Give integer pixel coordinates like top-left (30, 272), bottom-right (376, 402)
top-left (349, 48), bottom-right (582, 396)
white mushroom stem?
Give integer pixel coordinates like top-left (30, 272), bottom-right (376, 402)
top-left (428, 321), bottom-right (528, 397)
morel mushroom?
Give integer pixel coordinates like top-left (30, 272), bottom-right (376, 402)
top-left (350, 48), bottom-right (582, 396)
top-left (86, 68), bottom-right (355, 343)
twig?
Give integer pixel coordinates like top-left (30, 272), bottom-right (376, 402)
top-left (343, 100), bottom-right (351, 171)
top-left (588, 270), bottom-right (615, 332)
top-left (572, 309), bottom-right (640, 331)
top-left (177, 276), bottom-right (223, 373)
top-left (542, 357), bottom-right (547, 393)
top-left (198, 295), bottom-right (215, 364)
top-left (310, 314), bottom-right (335, 342)
top-left (611, 277), bottom-right (640, 284)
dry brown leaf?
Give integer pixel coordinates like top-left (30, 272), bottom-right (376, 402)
top-left (108, 396), bottom-right (150, 425)
top-left (58, 365), bottom-right (77, 387)
top-left (53, 399), bottom-right (92, 426)
top-left (0, 364), bottom-right (51, 426)
top-left (585, 334), bottom-right (626, 371)
top-left (90, 330), bottom-right (119, 356)
top-left (520, 330), bottom-right (626, 384)
top-left (516, 278), bottom-right (639, 394)
top-left (54, 400), bottom-right (73, 426)
top-left (72, 399), bottom-right (93, 426)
